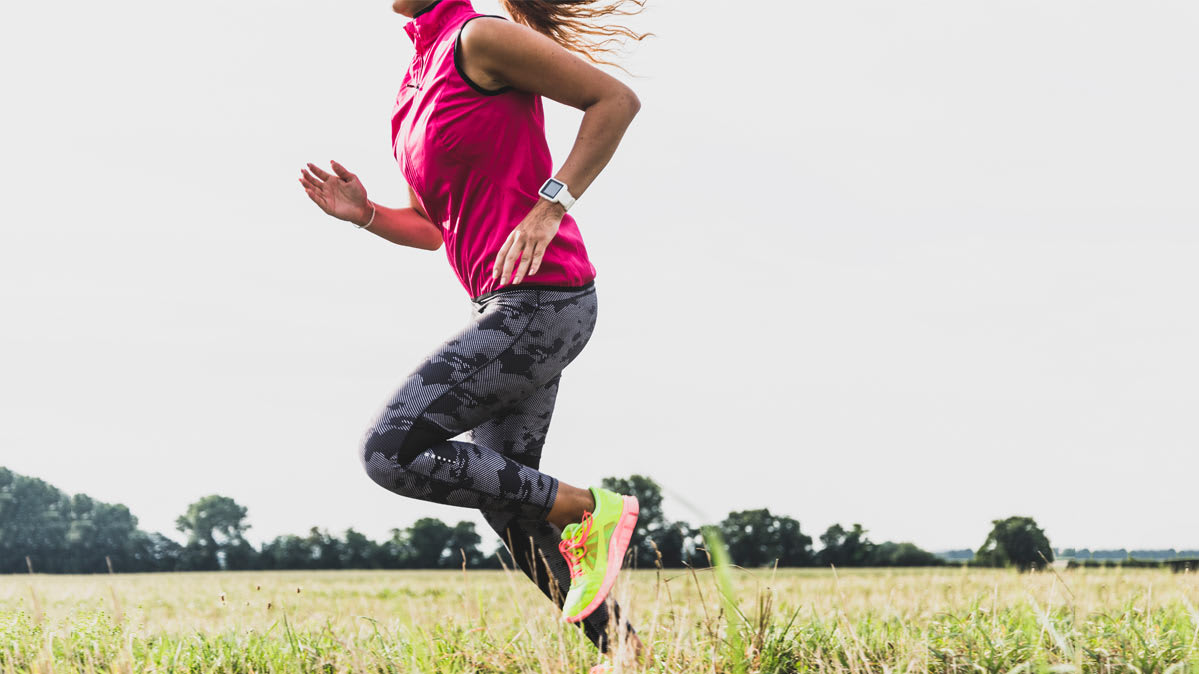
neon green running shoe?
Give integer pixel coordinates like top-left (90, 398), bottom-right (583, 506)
top-left (558, 486), bottom-right (640, 623)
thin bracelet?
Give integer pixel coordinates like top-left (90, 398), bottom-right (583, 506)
top-left (357, 201), bottom-right (377, 229)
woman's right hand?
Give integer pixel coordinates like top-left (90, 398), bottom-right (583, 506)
top-left (299, 160), bottom-right (372, 226)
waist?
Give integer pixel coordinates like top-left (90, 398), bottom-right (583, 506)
top-left (471, 280), bottom-right (596, 305)
top-left (445, 216), bottom-right (595, 298)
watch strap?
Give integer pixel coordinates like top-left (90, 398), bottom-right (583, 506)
top-left (556, 185), bottom-right (576, 211)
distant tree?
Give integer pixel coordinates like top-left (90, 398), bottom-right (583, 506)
top-left (646, 521), bottom-right (701, 568)
top-left (405, 518), bottom-right (453, 568)
top-left (601, 476), bottom-right (664, 531)
top-left (818, 523), bottom-right (876, 567)
top-left (175, 495), bottom-right (250, 571)
top-left (134, 532), bottom-right (183, 571)
top-left (380, 528), bottom-right (412, 568)
top-left (773, 515), bottom-right (815, 566)
top-left (176, 541), bottom-right (216, 571)
top-left (363, 519), bottom-right (488, 569)
top-left (64, 495), bottom-right (143, 573)
top-left (976, 516), bottom-right (1053, 572)
top-left (223, 540), bottom-right (260, 570)
top-left (600, 475), bottom-right (697, 568)
top-left (721, 509), bottom-right (773, 567)
top-left (0, 468), bottom-right (71, 573)
top-left (872, 541), bottom-right (945, 567)
top-left (719, 509), bottom-right (814, 567)
top-left (444, 521), bottom-right (484, 569)
top-left (259, 535), bottom-right (311, 570)
top-left (302, 527), bottom-right (342, 569)
top-left (340, 528), bottom-right (382, 569)
top-left (601, 475), bottom-right (664, 568)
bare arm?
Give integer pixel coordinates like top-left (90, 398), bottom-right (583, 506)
top-left (462, 18), bottom-right (641, 199)
top-left (457, 18), bottom-right (641, 284)
top-left (299, 162), bottom-right (442, 251)
top-left (365, 185), bottom-right (443, 250)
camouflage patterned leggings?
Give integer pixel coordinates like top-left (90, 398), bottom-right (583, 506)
top-left (359, 283), bottom-right (630, 650)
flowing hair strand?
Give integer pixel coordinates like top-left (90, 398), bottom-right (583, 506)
top-left (498, 0), bottom-right (653, 67)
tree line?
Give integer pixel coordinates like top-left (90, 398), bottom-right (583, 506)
top-left (2, 467), bottom-right (1055, 573)
top-left (1060, 548), bottom-right (1199, 561)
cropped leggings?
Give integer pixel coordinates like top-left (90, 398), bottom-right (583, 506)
top-left (359, 283), bottom-right (630, 650)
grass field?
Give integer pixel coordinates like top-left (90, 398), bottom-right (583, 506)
top-left (4, 565), bottom-right (1199, 673)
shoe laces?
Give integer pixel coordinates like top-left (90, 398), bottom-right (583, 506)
top-left (559, 511), bottom-right (594, 579)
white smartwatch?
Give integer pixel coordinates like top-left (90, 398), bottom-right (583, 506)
top-left (538, 178), bottom-right (576, 211)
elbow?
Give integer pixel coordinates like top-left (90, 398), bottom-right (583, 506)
top-left (423, 232), bottom-right (444, 251)
top-left (591, 85), bottom-right (640, 120)
top-left (621, 86), bottom-right (641, 118)
top-left (416, 218), bottom-right (443, 251)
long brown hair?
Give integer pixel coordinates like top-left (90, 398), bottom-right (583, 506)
top-left (498, 0), bottom-right (651, 67)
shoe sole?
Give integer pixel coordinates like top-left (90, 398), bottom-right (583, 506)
top-left (565, 495), bottom-right (639, 623)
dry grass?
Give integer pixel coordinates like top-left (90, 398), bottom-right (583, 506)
top-left (3, 566), bottom-right (1199, 672)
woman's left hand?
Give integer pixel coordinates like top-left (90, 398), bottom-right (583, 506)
top-left (493, 200), bottom-right (565, 286)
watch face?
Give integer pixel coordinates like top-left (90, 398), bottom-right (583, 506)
top-left (540, 179), bottom-right (564, 199)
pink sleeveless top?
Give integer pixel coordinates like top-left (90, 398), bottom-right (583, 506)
top-left (393, 0), bottom-right (597, 298)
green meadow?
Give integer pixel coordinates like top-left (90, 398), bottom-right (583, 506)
top-left (4, 567), bottom-right (1199, 673)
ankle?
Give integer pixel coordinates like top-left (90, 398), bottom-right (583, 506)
top-left (547, 484), bottom-right (594, 529)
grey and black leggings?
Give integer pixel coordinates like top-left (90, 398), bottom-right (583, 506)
top-left (359, 283), bottom-right (630, 650)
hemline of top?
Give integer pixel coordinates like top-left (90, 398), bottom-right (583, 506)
top-left (471, 280), bottom-right (596, 304)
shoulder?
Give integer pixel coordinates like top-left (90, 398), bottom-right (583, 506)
top-left (458, 14), bottom-right (552, 59)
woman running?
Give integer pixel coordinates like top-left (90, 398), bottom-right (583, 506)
top-left (297, 0), bottom-right (647, 660)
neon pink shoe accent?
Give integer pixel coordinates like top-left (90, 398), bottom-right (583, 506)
top-left (564, 495), bottom-right (639, 624)
top-left (559, 511), bottom-right (594, 580)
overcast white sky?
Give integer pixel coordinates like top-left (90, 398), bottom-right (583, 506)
top-left (2, 0), bottom-right (1196, 554)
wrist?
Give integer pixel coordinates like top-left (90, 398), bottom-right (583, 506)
top-left (352, 200), bottom-right (376, 228)
top-left (537, 177), bottom-right (576, 211)
top-left (537, 198), bottom-right (566, 218)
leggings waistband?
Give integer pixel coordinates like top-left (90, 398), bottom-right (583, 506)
top-left (470, 280), bottom-right (595, 305)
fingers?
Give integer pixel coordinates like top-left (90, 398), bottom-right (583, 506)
top-left (494, 228), bottom-right (555, 285)
top-left (526, 239), bottom-right (548, 277)
top-left (330, 160), bottom-right (356, 182)
top-left (301, 161), bottom-right (355, 187)
top-left (493, 231), bottom-right (518, 284)
top-left (499, 233), bottom-right (523, 287)
top-left (299, 169), bottom-right (323, 192)
top-left (298, 181), bottom-right (326, 208)
top-left (305, 162), bottom-right (332, 182)
top-left (501, 246), bottom-right (524, 286)
top-left (511, 247), bottom-right (532, 285)
top-left (512, 239), bottom-right (541, 285)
